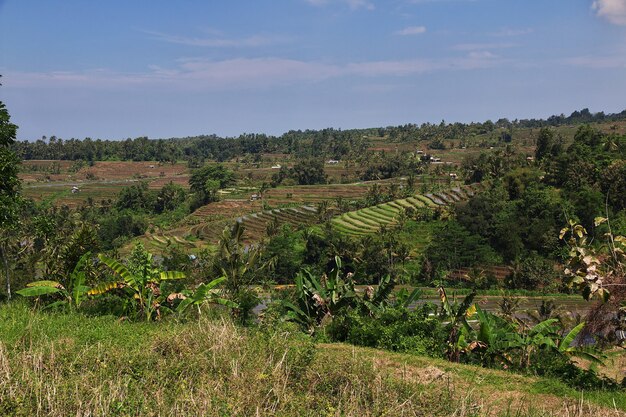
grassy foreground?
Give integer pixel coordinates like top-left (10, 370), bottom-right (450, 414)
top-left (0, 303), bottom-right (624, 417)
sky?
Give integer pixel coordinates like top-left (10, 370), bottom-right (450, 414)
top-left (1, 0), bottom-right (626, 140)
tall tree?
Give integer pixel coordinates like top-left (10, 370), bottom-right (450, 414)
top-left (0, 96), bottom-right (20, 299)
top-left (188, 164), bottom-right (234, 209)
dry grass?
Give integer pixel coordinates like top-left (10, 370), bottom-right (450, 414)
top-left (1, 302), bottom-right (624, 416)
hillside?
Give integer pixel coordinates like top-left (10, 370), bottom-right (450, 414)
top-left (0, 304), bottom-right (624, 417)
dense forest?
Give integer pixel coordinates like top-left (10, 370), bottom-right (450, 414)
top-left (11, 108), bottom-right (626, 163)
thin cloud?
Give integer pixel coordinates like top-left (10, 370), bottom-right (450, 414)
top-left (564, 55), bottom-right (626, 69)
top-left (305, 0), bottom-right (375, 10)
top-left (592, 0), bottom-right (626, 25)
top-left (5, 54), bottom-right (503, 92)
top-left (141, 29), bottom-right (285, 48)
top-left (467, 51), bottom-right (496, 59)
top-left (407, 0), bottom-right (477, 4)
top-left (394, 26), bottom-right (427, 35)
top-left (490, 28), bottom-right (533, 37)
top-left (452, 42), bottom-right (515, 51)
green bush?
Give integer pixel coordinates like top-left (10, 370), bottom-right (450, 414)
top-left (327, 304), bottom-right (446, 358)
top-left (530, 350), bottom-right (622, 391)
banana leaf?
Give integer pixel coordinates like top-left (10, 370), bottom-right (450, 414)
top-left (16, 286), bottom-right (61, 297)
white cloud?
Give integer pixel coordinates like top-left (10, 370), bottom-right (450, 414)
top-left (592, 0), bottom-right (626, 25)
top-left (394, 26), bottom-right (427, 35)
top-left (490, 28), bottom-right (533, 37)
top-left (467, 51), bottom-right (496, 59)
top-left (452, 42), bottom-right (515, 51)
top-left (305, 0), bottom-right (374, 10)
top-left (345, 0), bottom-right (374, 10)
top-left (408, 0), bottom-right (477, 3)
top-left (564, 55), bottom-right (626, 68)
top-left (141, 30), bottom-right (285, 48)
top-left (4, 53), bottom-right (502, 92)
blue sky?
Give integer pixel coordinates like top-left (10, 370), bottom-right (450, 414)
top-left (1, 0), bottom-right (626, 140)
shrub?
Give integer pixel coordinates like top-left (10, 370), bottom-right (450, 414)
top-left (326, 304), bottom-right (446, 358)
top-left (530, 350), bottom-right (622, 391)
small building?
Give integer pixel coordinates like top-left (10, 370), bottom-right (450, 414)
top-left (526, 156), bottom-right (535, 162)
top-left (250, 194), bottom-right (261, 201)
top-left (449, 173), bottom-right (458, 179)
top-left (148, 165), bottom-right (155, 169)
top-left (430, 156), bottom-right (442, 162)
top-left (71, 186), bottom-right (79, 194)
top-left (416, 150), bottom-right (424, 154)
top-left (271, 164), bottom-right (282, 169)
top-left (326, 159), bottom-right (339, 165)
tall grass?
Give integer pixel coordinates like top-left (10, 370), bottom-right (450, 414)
top-left (0, 302), bottom-right (472, 416)
top-left (0, 302), bottom-right (621, 416)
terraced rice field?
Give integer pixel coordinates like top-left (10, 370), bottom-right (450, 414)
top-left (331, 183), bottom-right (487, 236)
top-left (236, 205), bottom-right (320, 241)
top-left (261, 176), bottom-right (452, 205)
top-left (262, 184), bottom-right (371, 205)
top-left (191, 199), bottom-right (263, 221)
top-left (21, 160), bottom-right (191, 206)
top-left (140, 231), bottom-right (198, 253)
top-left (148, 204), bottom-right (322, 248)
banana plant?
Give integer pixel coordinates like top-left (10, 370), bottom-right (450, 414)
top-left (472, 306), bottom-right (520, 367)
top-left (438, 287), bottom-right (477, 362)
top-left (174, 276), bottom-right (238, 315)
top-left (281, 256), bottom-right (356, 333)
top-left (360, 274), bottom-right (397, 316)
top-left (16, 252), bottom-right (92, 311)
top-left (91, 252), bottom-right (185, 321)
top-left (556, 321), bottom-right (604, 365)
top-left (514, 318), bottom-right (562, 369)
top-left (393, 287), bottom-right (422, 309)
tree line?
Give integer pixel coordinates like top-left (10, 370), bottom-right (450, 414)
top-left (11, 108), bottom-right (626, 163)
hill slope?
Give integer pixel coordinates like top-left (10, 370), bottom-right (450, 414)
top-left (0, 304), bottom-right (623, 417)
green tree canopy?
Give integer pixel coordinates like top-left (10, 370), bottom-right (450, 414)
top-left (0, 98), bottom-right (21, 299)
top-left (189, 164), bottom-right (234, 209)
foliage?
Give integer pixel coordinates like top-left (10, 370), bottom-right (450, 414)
top-left (561, 218), bottom-right (626, 302)
top-left (174, 276), bottom-right (238, 315)
top-left (155, 181), bottom-right (187, 213)
top-left (438, 288), bottom-right (478, 362)
top-left (456, 183), bottom-right (567, 263)
top-left (16, 252), bottom-right (93, 311)
top-left (189, 164), bottom-right (234, 208)
top-left (289, 158), bottom-right (327, 185)
top-left (281, 257), bottom-right (357, 333)
top-left (451, 302), bottom-right (608, 391)
top-left (422, 221), bottom-right (500, 280)
top-left (327, 302), bottom-right (446, 357)
top-left (262, 226), bottom-right (304, 284)
top-left (535, 127), bottom-right (562, 161)
top-left (115, 181), bottom-right (156, 212)
top-left (212, 222), bottom-right (271, 324)
top-left (29, 214), bottom-right (100, 284)
top-left (91, 243), bottom-right (186, 320)
top-left (92, 211), bottom-right (145, 249)
top-left (0, 99), bottom-right (20, 300)
top-left (507, 253), bottom-right (560, 291)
